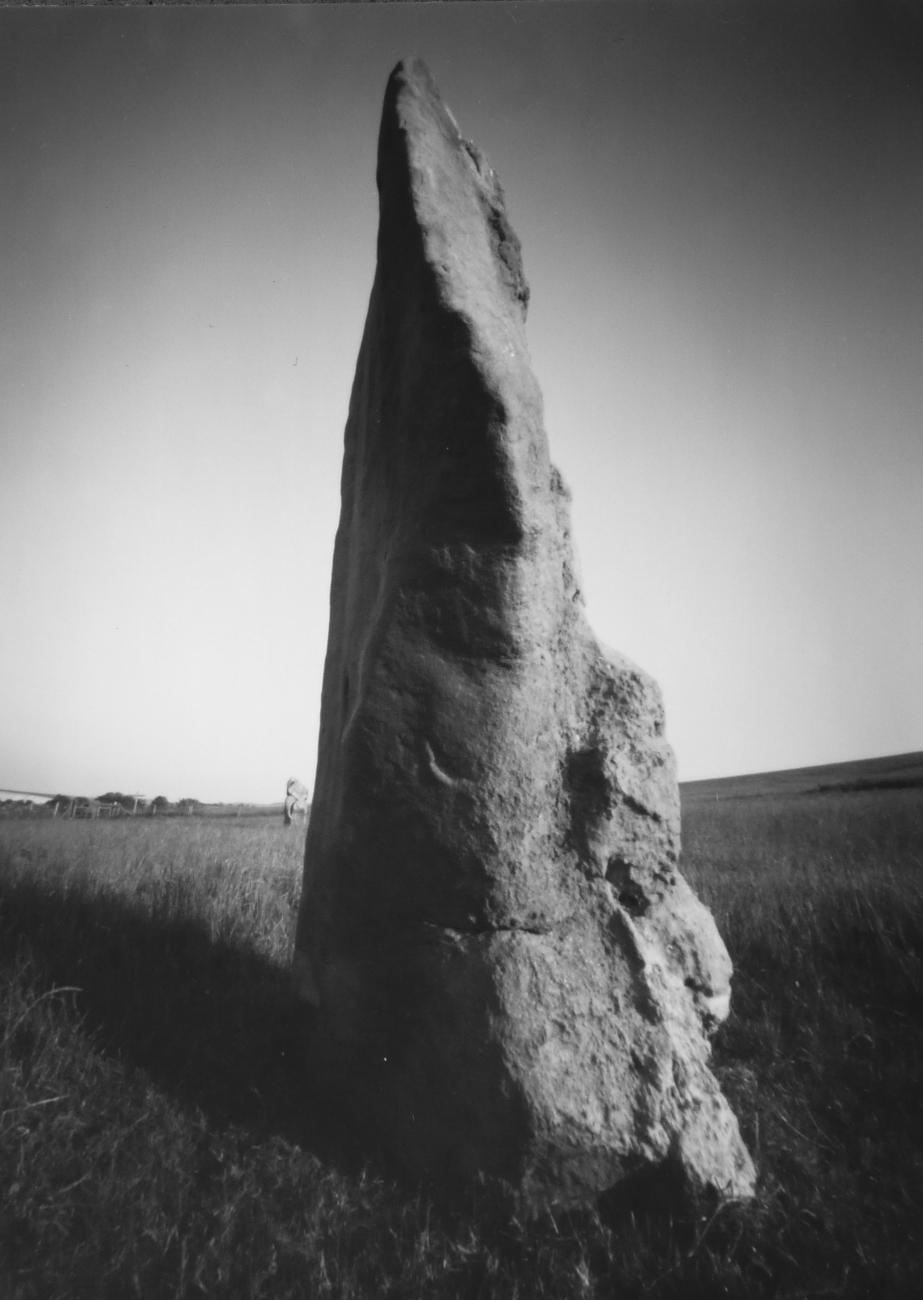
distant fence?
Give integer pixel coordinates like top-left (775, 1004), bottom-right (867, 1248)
top-left (0, 798), bottom-right (138, 820)
top-left (0, 797), bottom-right (293, 821)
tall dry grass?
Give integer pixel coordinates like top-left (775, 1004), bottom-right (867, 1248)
top-left (2, 791), bottom-right (922, 1298)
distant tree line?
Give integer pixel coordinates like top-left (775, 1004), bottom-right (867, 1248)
top-left (0, 794), bottom-right (288, 820)
top-left (0, 793), bottom-right (205, 819)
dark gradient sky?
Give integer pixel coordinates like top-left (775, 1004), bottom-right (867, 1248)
top-left (1, 2), bottom-right (921, 800)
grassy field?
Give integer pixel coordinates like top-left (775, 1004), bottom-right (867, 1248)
top-left (681, 749), bottom-right (923, 803)
top-left (1, 768), bottom-right (922, 1298)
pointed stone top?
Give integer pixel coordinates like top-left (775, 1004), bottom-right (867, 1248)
top-left (377, 57), bottom-right (530, 320)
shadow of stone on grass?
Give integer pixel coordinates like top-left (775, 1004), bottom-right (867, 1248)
top-left (0, 873), bottom-right (363, 1171)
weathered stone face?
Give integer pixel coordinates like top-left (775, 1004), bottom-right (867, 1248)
top-left (293, 57), bottom-right (756, 1208)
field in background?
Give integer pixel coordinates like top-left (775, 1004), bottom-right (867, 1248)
top-left (681, 749), bottom-right (923, 803)
top-left (0, 801), bottom-right (288, 820)
top-left (1, 764), bottom-right (922, 1297)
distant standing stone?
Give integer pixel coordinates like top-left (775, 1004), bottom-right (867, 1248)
top-left (284, 777), bottom-right (310, 827)
top-left (293, 57), bottom-right (756, 1208)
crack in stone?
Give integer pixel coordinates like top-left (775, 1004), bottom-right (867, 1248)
top-left (427, 920), bottom-right (558, 938)
top-left (618, 789), bottom-right (663, 822)
top-left (423, 739), bottom-right (468, 788)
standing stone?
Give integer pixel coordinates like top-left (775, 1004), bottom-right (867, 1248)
top-left (293, 58), bottom-right (755, 1208)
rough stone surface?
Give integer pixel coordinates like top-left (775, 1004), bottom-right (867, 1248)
top-left (293, 57), bottom-right (756, 1208)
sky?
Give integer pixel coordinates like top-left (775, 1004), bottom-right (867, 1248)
top-left (1, 0), bottom-right (921, 803)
